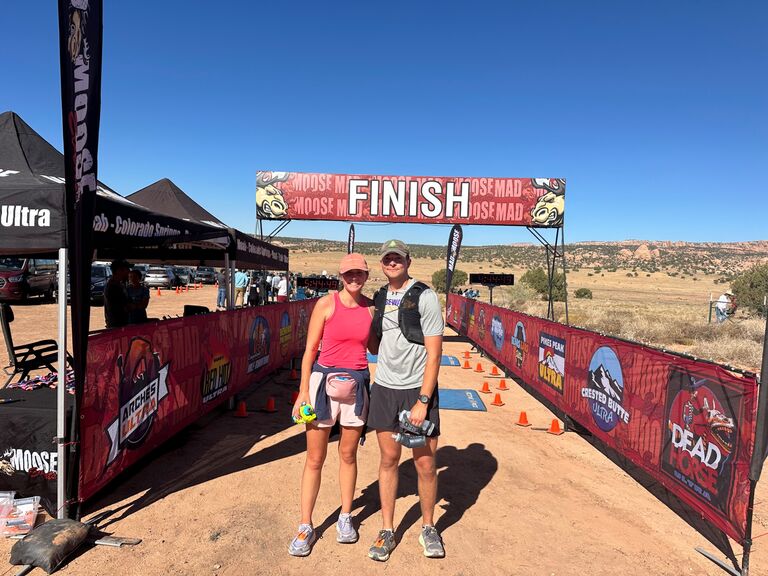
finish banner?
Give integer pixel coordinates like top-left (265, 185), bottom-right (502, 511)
top-left (256, 171), bottom-right (565, 227)
top-left (446, 294), bottom-right (758, 545)
top-left (78, 300), bottom-right (314, 501)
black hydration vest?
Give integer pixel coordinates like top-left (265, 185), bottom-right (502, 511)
top-left (372, 281), bottom-right (429, 345)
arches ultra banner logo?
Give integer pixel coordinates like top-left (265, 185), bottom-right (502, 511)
top-left (256, 172), bottom-right (565, 227)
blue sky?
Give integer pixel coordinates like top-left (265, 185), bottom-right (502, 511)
top-left (3, 1), bottom-right (766, 246)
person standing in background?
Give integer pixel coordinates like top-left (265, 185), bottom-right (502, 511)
top-left (104, 259), bottom-right (131, 329)
top-left (277, 273), bottom-right (290, 303)
top-left (126, 269), bottom-right (149, 324)
top-left (216, 268), bottom-right (227, 311)
top-left (272, 273), bottom-right (281, 301)
top-left (266, 272), bottom-right (274, 301)
top-left (235, 269), bottom-right (249, 307)
top-left (715, 290), bottom-right (736, 323)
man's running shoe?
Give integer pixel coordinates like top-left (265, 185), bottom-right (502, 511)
top-left (368, 529), bottom-right (396, 561)
top-left (419, 525), bottom-right (445, 558)
top-left (336, 512), bottom-right (358, 543)
top-left (288, 524), bottom-right (315, 557)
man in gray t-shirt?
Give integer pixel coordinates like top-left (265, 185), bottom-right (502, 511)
top-left (366, 239), bottom-right (446, 562)
top-left (374, 278), bottom-right (444, 389)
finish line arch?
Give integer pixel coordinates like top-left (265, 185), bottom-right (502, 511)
top-left (254, 170), bottom-right (568, 321)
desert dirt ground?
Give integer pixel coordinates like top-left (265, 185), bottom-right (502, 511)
top-left (2, 262), bottom-right (768, 575)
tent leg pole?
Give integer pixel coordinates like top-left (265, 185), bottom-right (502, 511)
top-left (223, 255), bottom-right (230, 309)
top-left (742, 478), bottom-right (756, 575)
top-left (56, 248), bottom-right (68, 519)
top-left (229, 259), bottom-right (236, 310)
top-left (561, 223), bottom-right (569, 326)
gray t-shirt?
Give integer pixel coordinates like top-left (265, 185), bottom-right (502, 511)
top-left (374, 279), bottom-right (444, 390)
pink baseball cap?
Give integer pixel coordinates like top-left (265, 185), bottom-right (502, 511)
top-left (339, 253), bottom-right (369, 274)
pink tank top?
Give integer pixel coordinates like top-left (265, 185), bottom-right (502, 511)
top-left (318, 292), bottom-right (372, 370)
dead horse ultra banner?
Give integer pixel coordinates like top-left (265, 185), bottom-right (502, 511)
top-left (255, 171), bottom-right (566, 227)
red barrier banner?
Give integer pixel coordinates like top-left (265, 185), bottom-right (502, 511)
top-left (255, 171), bottom-right (566, 227)
top-left (447, 295), bottom-right (758, 544)
top-left (78, 301), bottom-right (314, 501)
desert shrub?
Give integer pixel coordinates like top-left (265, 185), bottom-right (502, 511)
top-left (520, 267), bottom-right (547, 292)
top-left (575, 288), bottom-right (593, 299)
top-left (505, 283), bottom-right (538, 306)
top-left (431, 268), bottom-right (468, 293)
top-left (731, 263), bottom-right (768, 316)
top-left (520, 267), bottom-right (566, 301)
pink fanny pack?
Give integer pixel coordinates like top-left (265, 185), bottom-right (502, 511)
top-left (326, 372), bottom-right (357, 401)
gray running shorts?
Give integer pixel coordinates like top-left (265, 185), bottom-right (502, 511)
top-left (367, 383), bottom-right (440, 436)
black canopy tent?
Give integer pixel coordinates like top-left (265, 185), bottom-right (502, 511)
top-left (0, 111), bottom-right (230, 259)
top-left (126, 178), bottom-right (289, 271)
top-left (0, 110), bottom-right (232, 515)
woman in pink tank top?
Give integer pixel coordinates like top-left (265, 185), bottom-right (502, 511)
top-left (288, 253), bottom-right (374, 556)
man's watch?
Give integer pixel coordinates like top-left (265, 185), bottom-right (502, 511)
top-left (418, 394), bottom-right (430, 405)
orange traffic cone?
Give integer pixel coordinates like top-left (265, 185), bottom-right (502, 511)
top-left (156, 287), bottom-right (161, 297)
top-left (463, 350), bottom-right (471, 359)
top-left (462, 360), bottom-right (471, 369)
top-left (491, 393), bottom-right (504, 407)
top-left (491, 366), bottom-right (500, 376)
top-left (497, 379), bottom-right (509, 391)
top-left (547, 419), bottom-right (564, 435)
top-left (290, 390), bottom-right (299, 404)
top-left (479, 382), bottom-right (491, 394)
top-left (290, 368), bottom-right (299, 380)
top-left (234, 400), bottom-right (248, 418)
top-left (263, 396), bottom-right (277, 413)
top-left (185, 284), bottom-right (189, 293)
top-left (516, 411), bottom-right (531, 427)
top-left (175, 286), bottom-right (180, 294)
top-left (474, 363), bottom-right (484, 373)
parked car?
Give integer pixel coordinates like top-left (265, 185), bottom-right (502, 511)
top-left (88, 263), bottom-right (112, 304)
top-left (61, 262), bottom-right (112, 304)
top-left (145, 266), bottom-right (179, 289)
top-left (195, 266), bottom-right (216, 284)
top-left (172, 266), bottom-right (192, 286)
top-left (0, 257), bottom-right (57, 302)
top-left (132, 263), bottom-right (149, 277)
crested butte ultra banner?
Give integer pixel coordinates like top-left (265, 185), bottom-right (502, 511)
top-left (256, 172), bottom-right (565, 227)
top-left (58, 0), bottom-right (103, 436)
